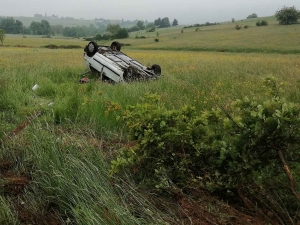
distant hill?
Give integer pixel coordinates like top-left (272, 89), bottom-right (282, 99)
top-left (8, 16), bottom-right (139, 28)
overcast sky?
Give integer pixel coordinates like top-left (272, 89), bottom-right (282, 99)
top-left (1, 0), bottom-right (300, 24)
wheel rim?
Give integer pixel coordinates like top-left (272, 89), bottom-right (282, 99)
top-left (88, 43), bottom-right (94, 52)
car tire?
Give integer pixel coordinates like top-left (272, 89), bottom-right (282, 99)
top-left (151, 64), bottom-right (161, 76)
top-left (111, 41), bottom-right (121, 51)
top-left (86, 41), bottom-right (98, 57)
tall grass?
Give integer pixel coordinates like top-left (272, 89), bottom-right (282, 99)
top-left (1, 124), bottom-right (173, 224)
top-left (1, 35), bottom-right (300, 223)
top-left (0, 197), bottom-right (19, 225)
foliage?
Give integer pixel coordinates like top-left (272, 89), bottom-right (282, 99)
top-left (256, 20), bottom-right (268, 26)
top-left (136, 20), bottom-right (145, 30)
top-left (275, 6), bottom-right (300, 25)
top-left (51, 24), bottom-right (64, 35)
top-left (232, 18), bottom-right (235, 23)
top-left (111, 78), bottom-right (300, 220)
top-left (184, 22), bottom-right (219, 29)
top-left (154, 18), bottom-right (161, 27)
top-left (154, 38), bottom-right (159, 42)
top-left (0, 197), bottom-right (18, 225)
top-left (29, 20), bottom-right (52, 35)
top-left (154, 17), bottom-right (171, 28)
top-left (247, 13), bottom-right (258, 19)
top-left (0, 17), bottom-right (24, 34)
top-left (0, 29), bottom-right (5, 45)
top-left (244, 25), bottom-right (249, 29)
top-left (106, 24), bottom-right (121, 35)
top-left (172, 19), bottom-right (178, 26)
top-left (105, 24), bottom-right (129, 39)
top-left (114, 28), bottom-right (129, 39)
top-left (235, 24), bottom-right (242, 30)
top-left (146, 26), bottom-right (156, 32)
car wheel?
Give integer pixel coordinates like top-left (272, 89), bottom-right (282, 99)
top-left (86, 41), bottom-right (98, 57)
top-left (111, 41), bottom-right (121, 51)
top-left (151, 64), bottom-right (161, 76)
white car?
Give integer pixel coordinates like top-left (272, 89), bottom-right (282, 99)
top-left (83, 41), bottom-right (161, 83)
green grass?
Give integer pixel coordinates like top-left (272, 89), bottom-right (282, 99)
top-left (1, 16), bottom-right (300, 224)
top-left (3, 15), bottom-right (300, 54)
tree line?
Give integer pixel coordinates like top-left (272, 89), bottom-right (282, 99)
top-left (0, 16), bottom-right (178, 39)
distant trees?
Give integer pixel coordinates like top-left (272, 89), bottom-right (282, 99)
top-left (106, 24), bottom-right (122, 35)
top-left (29, 20), bottom-right (52, 35)
top-left (231, 18), bottom-right (235, 23)
top-left (154, 18), bottom-right (161, 27)
top-left (160, 17), bottom-right (171, 28)
top-left (154, 17), bottom-right (171, 28)
top-left (51, 25), bottom-right (64, 35)
top-left (275, 6), bottom-right (300, 25)
top-left (136, 21), bottom-right (145, 30)
top-left (0, 17), bottom-right (24, 34)
top-left (247, 13), bottom-right (258, 19)
top-left (0, 29), bottom-right (5, 45)
top-left (183, 22), bottom-right (219, 29)
top-left (172, 19), bottom-right (178, 26)
top-left (63, 25), bottom-right (98, 37)
top-left (145, 22), bottom-right (155, 32)
top-left (94, 23), bottom-right (128, 40)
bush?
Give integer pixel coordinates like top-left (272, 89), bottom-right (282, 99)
top-left (256, 20), bottom-right (268, 26)
top-left (111, 78), bottom-right (300, 221)
top-left (235, 24), bottom-right (242, 30)
top-left (244, 25), bottom-right (249, 29)
top-left (147, 26), bottom-right (156, 32)
top-left (247, 13), bottom-right (258, 19)
top-left (275, 6), bottom-right (300, 25)
top-left (154, 38), bottom-right (159, 42)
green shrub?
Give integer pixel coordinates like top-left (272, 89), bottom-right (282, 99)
top-left (275, 6), bottom-right (300, 25)
top-left (111, 78), bottom-right (300, 220)
top-left (235, 24), bottom-right (242, 30)
top-left (154, 38), bottom-right (159, 42)
top-left (256, 20), bottom-right (268, 26)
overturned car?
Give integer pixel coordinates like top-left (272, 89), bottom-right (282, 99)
top-left (83, 41), bottom-right (161, 83)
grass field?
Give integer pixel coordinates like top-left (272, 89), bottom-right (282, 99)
top-left (1, 16), bottom-right (300, 224)
top-left (4, 16), bottom-right (300, 54)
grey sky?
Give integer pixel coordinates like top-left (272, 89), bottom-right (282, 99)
top-left (1, 0), bottom-right (300, 24)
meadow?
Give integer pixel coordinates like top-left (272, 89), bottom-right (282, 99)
top-left (1, 16), bottom-right (300, 224)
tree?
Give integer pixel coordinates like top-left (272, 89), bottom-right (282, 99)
top-left (136, 21), bottom-right (145, 30)
top-left (51, 25), bottom-right (64, 35)
top-left (275, 6), bottom-right (300, 25)
top-left (29, 21), bottom-right (42, 35)
top-left (114, 28), bottom-right (129, 39)
top-left (14, 20), bottom-right (23, 34)
top-left (160, 17), bottom-right (171, 28)
top-left (247, 13), bottom-right (258, 19)
top-left (29, 20), bottom-right (52, 35)
top-left (172, 19), bottom-right (178, 26)
top-left (106, 24), bottom-right (121, 35)
top-left (232, 18), bottom-right (235, 23)
top-left (146, 22), bottom-right (154, 29)
top-left (0, 18), bottom-right (24, 34)
top-left (40, 20), bottom-right (52, 35)
top-left (0, 29), bottom-right (5, 45)
top-left (154, 18), bottom-right (161, 27)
